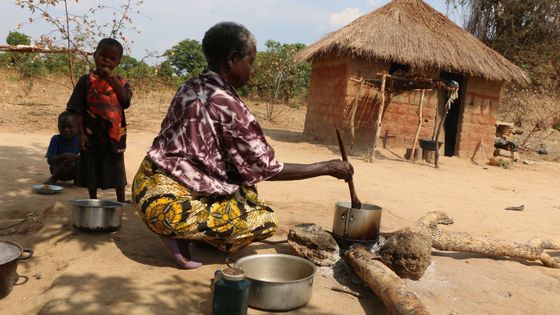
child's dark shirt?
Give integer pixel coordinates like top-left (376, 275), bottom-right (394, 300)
top-left (45, 135), bottom-right (80, 158)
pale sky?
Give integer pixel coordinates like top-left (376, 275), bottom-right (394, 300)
top-left (0, 0), bottom-right (458, 62)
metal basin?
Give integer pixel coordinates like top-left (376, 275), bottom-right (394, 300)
top-left (332, 201), bottom-right (382, 242)
top-left (234, 254), bottom-right (316, 311)
top-left (71, 199), bottom-right (122, 231)
top-left (0, 241), bottom-right (33, 299)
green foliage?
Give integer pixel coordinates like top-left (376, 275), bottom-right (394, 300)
top-left (2, 31), bottom-right (45, 95)
top-left (164, 39), bottom-right (207, 78)
top-left (6, 31), bottom-right (31, 45)
top-left (248, 40), bottom-right (310, 119)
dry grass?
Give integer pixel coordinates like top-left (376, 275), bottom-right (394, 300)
top-left (296, 0), bottom-right (528, 84)
top-left (0, 69), bottom-right (307, 135)
top-left (499, 88), bottom-right (560, 161)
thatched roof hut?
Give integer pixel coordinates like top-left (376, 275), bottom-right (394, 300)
top-left (297, 0), bottom-right (528, 84)
top-left (298, 0), bottom-right (527, 160)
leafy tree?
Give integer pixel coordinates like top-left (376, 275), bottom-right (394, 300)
top-left (2, 31), bottom-right (44, 96)
top-left (6, 31), bottom-right (31, 45)
top-left (157, 60), bottom-right (174, 78)
top-left (164, 39), bottom-right (206, 78)
top-left (15, 0), bottom-right (144, 86)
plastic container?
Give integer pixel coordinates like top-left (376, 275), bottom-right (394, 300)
top-left (212, 267), bottom-right (250, 315)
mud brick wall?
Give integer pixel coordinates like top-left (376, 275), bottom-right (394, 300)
top-left (303, 56), bottom-right (349, 141)
top-left (304, 57), bottom-right (503, 157)
top-left (379, 89), bottom-right (439, 149)
top-left (456, 77), bottom-right (502, 158)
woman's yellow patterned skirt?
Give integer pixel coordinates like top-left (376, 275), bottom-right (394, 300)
top-left (131, 157), bottom-right (277, 253)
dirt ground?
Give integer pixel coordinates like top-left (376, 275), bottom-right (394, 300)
top-left (1, 72), bottom-right (560, 314)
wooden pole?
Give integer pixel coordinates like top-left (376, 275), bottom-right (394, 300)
top-left (433, 88), bottom-right (458, 168)
top-left (368, 74), bottom-right (387, 162)
top-left (350, 78), bottom-right (364, 153)
top-left (0, 45), bottom-right (87, 55)
top-left (410, 90), bottom-right (426, 160)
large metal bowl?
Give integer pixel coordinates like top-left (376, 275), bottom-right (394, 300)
top-left (234, 253), bottom-right (316, 311)
top-left (71, 199), bottom-right (122, 231)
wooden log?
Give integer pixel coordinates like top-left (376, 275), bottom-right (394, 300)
top-left (416, 211), bottom-right (560, 269)
top-left (527, 238), bottom-right (560, 250)
top-left (345, 245), bottom-right (430, 315)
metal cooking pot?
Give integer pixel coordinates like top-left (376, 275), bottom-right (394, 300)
top-left (0, 240), bottom-right (33, 299)
top-left (332, 201), bottom-right (382, 242)
top-left (71, 199), bottom-right (122, 231)
top-left (234, 254), bottom-right (316, 311)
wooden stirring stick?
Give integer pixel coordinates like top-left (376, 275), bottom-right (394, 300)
top-left (336, 129), bottom-right (361, 209)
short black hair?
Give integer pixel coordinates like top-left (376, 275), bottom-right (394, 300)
top-left (95, 38), bottom-right (124, 58)
top-left (202, 22), bottom-right (256, 66)
top-left (58, 111), bottom-right (75, 125)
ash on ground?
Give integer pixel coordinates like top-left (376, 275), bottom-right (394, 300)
top-left (317, 236), bottom-right (386, 287)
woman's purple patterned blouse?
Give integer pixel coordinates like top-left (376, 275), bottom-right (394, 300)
top-left (148, 70), bottom-right (284, 195)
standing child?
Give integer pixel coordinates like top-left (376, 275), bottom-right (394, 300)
top-left (44, 111), bottom-right (80, 185)
top-left (67, 38), bottom-right (132, 202)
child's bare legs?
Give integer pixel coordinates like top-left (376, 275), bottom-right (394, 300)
top-left (116, 187), bottom-right (126, 203)
top-left (45, 160), bottom-right (75, 185)
top-left (160, 236), bottom-right (202, 269)
top-left (88, 187), bottom-right (97, 199)
top-left (87, 187), bottom-right (125, 202)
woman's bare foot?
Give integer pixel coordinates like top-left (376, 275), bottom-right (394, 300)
top-left (159, 236), bottom-right (202, 269)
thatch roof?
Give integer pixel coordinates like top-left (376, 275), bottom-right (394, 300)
top-left (296, 0), bottom-right (528, 84)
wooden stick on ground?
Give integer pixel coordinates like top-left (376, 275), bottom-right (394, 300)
top-left (345, 245), bottom-right (430, 315)
top-left (417, 211), bottom-right (560, 269)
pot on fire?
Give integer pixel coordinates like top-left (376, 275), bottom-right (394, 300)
top-left (332, 201), bottom-right (382, 243)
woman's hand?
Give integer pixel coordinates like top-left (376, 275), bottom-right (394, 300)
top-left (325, 159), bottom-right (354, 180)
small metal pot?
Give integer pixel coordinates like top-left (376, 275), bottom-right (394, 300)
top-left (0, 241), bottom-right (33, 299)
top-left (332, 201), bottom-right (382, 242)
top-left (234, 254), bottom-right (316, 311)
top-left (71, 199), bottom-right (122, 231)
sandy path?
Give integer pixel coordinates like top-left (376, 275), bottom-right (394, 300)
top-left (1, 129), bottom-right (559, 315)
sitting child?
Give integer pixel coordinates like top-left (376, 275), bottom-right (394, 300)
top-left (45, 111), bottom-right (80, 185)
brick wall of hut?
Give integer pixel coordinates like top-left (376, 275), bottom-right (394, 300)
top-left (303, 56), bottom-right (350, 140)
top-left (304, 56), bottom-right (502, 159)
top-left (455, 77), bottom-right (502, 158)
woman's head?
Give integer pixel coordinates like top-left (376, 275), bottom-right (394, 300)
top-left (202, 22), bottom-right (256, 88)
